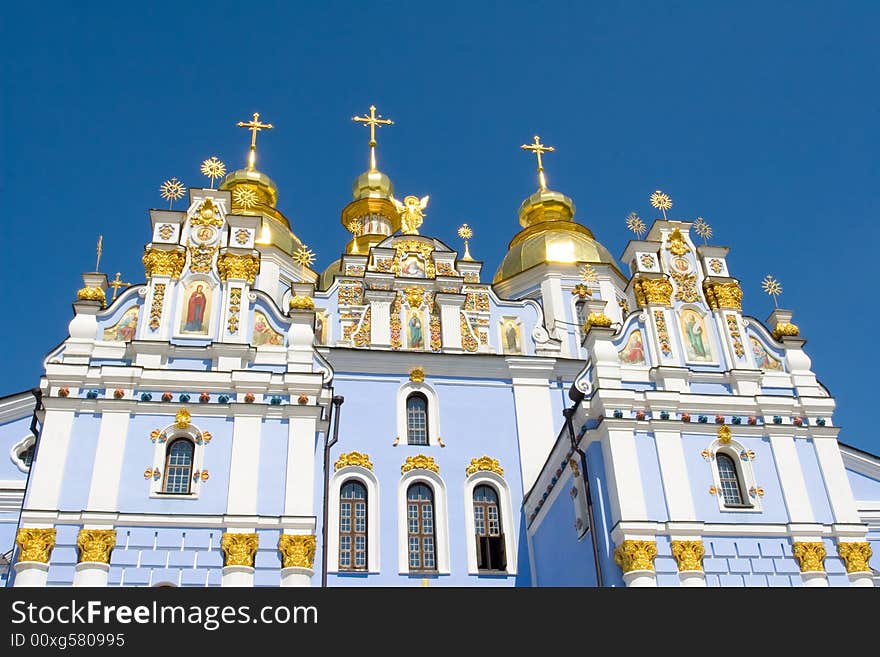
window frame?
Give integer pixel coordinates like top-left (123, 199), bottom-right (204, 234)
top-left (338, 479), bottom-right (369, 572)
top-left (396, 381), bottom-right (441, 447)
top-left (148, 422), bottom-right (208, 499)
top-left (463, 470), bottom-right (517, 575)
top-left (397, 470), bottom-right (450, 574)
top-left (328, 467), bottom-right (380, 574)
top-left (162, 438), bottom-right (195, 495)
top-left (406, 482), bottom-right (437, 572)
top-left (706, 437), bottom-right (761, 513)
top-left (405, 393), bottom-right (430, 446)
top-left (10, 434), bottom-right (36, 474)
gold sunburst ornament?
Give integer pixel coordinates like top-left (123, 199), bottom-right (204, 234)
top-left (160, 177), bottom-right (186, 209)
top-left (694, 217), bottom-right (712, 244)
top-left (625, 212), bottom-right (647, 238)
top-left (762, 275), bottom-right (782, 308)
top-left (293, 244), bottom-right (316, 268)
top-left (200, 157), bottom-right (226, 189)
top-left (650, 190), bottom-right (673, 220)
top-left (580, 264), bottom-right (598, 283)
top-left (233, 186), bottom-right (259, 209)
top-left (458, 223), bottom-right (474, 260)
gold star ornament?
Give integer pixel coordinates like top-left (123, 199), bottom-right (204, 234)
top-left (625, 212), bottom-right (647, 238)
top-left (579, 264), bottom-right (598, 283)
top-left (650, 190), bottom-right (673, 219)
top-left (762, 274), bottom-right (782, 308)
top-left (693, 217), bottom-right (712, 244)
top-left (200, 157), bottom-right (226, 188)
top-left (293, 244), bottom-right (316, 268)
top-left (232, 186), bottom-right (259, 210)
top-left (160, 177), bottom-right (186, 209)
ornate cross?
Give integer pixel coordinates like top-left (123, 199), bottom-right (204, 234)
top-left (352, 104), bottom-right (393, 171)
top-left (521, 135), bottom-right (555, 190)
top-left (237, 112), bottom-right (274, 171)
top-left (109, 272), bottom-right (131, 302)
top-left (95, 235), bottom-right (103, 271)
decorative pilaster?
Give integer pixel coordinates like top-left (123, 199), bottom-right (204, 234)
top-left (836, 541), bottom-right (874, 587)
top-left (279, 534), bottom-right (317, 587)
top-left (633, 277), bottom-right (673, 308)
top-left (13, 528), bottom-right (56, 588)
top-left (73, 529), bottom-right (116, 587)
top-left (670, 539), bottom-right (707, 587)
top-left (218, 252), bottom-right (260, 284)
top-left (702, 280), bottom-right (743, 310)
top-left (614, 539), bottom-right (658, 586)
top-left (142, 247), bottom-right (186, 279)
top-left (221, 532), bottom-right (259, 567)
top-left (792, 541), bottom-right (829, 587)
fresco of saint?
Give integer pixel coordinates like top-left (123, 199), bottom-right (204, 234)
top-left (180, 283), bottom-right (210, 334)
top-left (618, 330), bottom-right (646, 365)
top-left (408, 313), bottom-right (423, 349)
top-left (502, 319), bottom-right (522, 354)
top-left (679, 309), bottom-right (712, 362)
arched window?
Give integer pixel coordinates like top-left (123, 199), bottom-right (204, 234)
top-left (406, 393), bottom-right (429, 446)
top-left (339, 480), bottom-right (368, 571)
top-left (473, 485), bottom-right (506, 571)
top-left (406, 483), bottom-right (436, 571)
top-left (717, 453), bottom-right (746, 507)
top-left (19, 444), bottom-right (35, 468)
top-left (163, 439), bottom-right (194, 495)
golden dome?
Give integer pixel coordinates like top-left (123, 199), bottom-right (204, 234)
top-left (353, 169), bottom-right (394, 200)
top-left (493, 188), bottom-right (620, 283)
top-left (319, 258), bottom-right (342, 291)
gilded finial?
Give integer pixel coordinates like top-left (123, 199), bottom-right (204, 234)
top-left (650, 190), bottom-right (673, 220)
top-left (109, 272), bottom-right (131, 302)
top-left (352, 104), bottom-right (394, 172)
top-left (94, 235), bottom-right (103, 271)
top-left (693, 217), bottom-right (712, 244)
top-left (236, 112), bottom-right (273, 171)
top-left (160, 177), bottom-right (186, 209)
top-left (625, 212), bottom-right (647, 239)
top-left (521, 135), bottom-right (555, 191)
top-left (293, 244), bottom-right (316, 268)
top-left (762, 274), bottom-right (782, 309)
top-left (458, 223), bottom-right (474, 261)
top-left (200, 156), bottom-right (226, 189)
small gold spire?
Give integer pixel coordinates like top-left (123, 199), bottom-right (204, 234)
top-left (352, 104), bottom-right (394, 172)
top-left (200, 156), bottom-right (226, 189)
top-left (649, 190), bottom-right (673, 220)
top-left (762, 274), bottom-right (782, 308)
top-left (160, 177), bottom-right (186, 209)
top-left (94, 235), bottom-right (103, 271)
top-left (458, 223), bottom-right (474, 261)
top-left (521, 135), bottom-right (555, 191)
top-left (236, 112), bottom-right (274, 171)
top-left (109, 272), bottom-right (131, 302)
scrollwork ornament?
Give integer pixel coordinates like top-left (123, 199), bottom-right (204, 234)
top-left (217, 252), bottom-right (260, 284)
top-left (76, 286), bottom-right (106, 307)
top-left (703, 281), bottom-right (743, 310)
top-left (278, 534), bottom-right (317, 569)
top-left (613, 539), bottom-right (657, 573)
top-left (401, 454), bottom-right (440, 474)
top-left (773, 322), bottom-right (800, 340)
top-left (15, 527), bottom-right (56, 563)
top-left (670, 540), bottom-right (705, 572)
top-left (220, 532), bottom-right (259, 567)
top-left (465, 456), bottom-right (504, 477)
top-left (334, 451), bottom-right (373, 471)
top-left (634, 277), bottom-right (673, 307)
top-left (76, 529), bottom-right (117, 564)
top-left (143, 248), bottom-right (186, 279)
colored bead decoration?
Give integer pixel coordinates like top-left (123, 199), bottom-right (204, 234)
top-left (747, 416), bottom-right (757, 425)
top-left (199, 392), bottom-right (210, 403)
top-left (140, 392), bottom-right (153, 402)
top-left (613, 409), bottom-right (623, 419)
top-left (660, 411), bottom-right (670, 420)
top-left (218, 394), bottom-right (230, 404)
top-left (773, 415), bottom-right (782, 424)
top-left (162, 392), bottom-right (173, 402)
top-left (179, 393), bottom-right (191, 403)
top-left (698, 415), bottom-right (708, 423)
top-left (270, 396), bottom-right (282, 405)
top-left (732, 416), bottom-right (742, 424)
top-left (86, 390), bottom-right (99, 399)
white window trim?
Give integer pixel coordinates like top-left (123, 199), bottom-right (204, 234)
top-left (327, 466), bottom-right (381, 574)
top-left (396, 381), bottom-right (441, 447)
top-left (10, 434), bottom-right (35, 474)
top-left (708, 438), bottom-right (762, 513)
top-left (397, 470), bottom-right (451, 574)
top-left (463, 471), bottom-right (517, 575)
top-left (148, 422), bottom-right (208, 499)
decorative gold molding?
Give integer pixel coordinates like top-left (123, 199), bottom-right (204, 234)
top-left (220, 532), bottom-right (259, 567)
top-left (703, 281), bottom-right (743, 310)
top-left (773, 321), bottom-right (800, 340)
top-left (409, 367), bottom-right (425, 383)
top-left (836, 541), bottom-right (872, 573)
top-left (670, 540), bottom-right (705, 572)
top-left (278, 534), bottom-right (316, 569)
top-left (634, 277), bottom-right (673, 307)
top-left (665, 227), bottom-right (689, 255)
top-left (77, 529), bottom-right (117, 564)
top-left (717, 425), bottom-right (731, 444)
top-left (334, 451), bottom-right (373, 471)
top-left (792, 541), bottom-right (826, 572)
top-left (571, 283), bottom-right (592, 299)
top-left (289, 294), bottom-right (315, 310)
top-left (143, 248), bottom-right (186, 279)
top-left (613, 539), bottom-right (657, 573)
top-left (465, 456), bottom-right (504, 477)
top-left (76, 286), bottom-right (106, 307)
top-left (401, 454), bottom-right (440, 474)
top-left (217, 252), bottom-right (260, 284)
top-left (15, 528), bottom-right (56, 563)
top-left (191, 197), bottom-right (224, 228)
top-left (175, 408), bottom-right (191, 429)
top-left (404, 286), bottom-right (426, 309)
top-left (583, 312), bottom-right (612, 332)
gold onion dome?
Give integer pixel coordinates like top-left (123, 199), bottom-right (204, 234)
top-left (352, 168), bottom-right (394, 200)
top-left (493, 187), bottom-right (618, 283)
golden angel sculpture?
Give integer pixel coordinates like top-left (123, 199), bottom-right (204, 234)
top-left (392, 195), bottom-right (430, 235)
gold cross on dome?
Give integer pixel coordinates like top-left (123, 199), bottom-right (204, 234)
top-left (352, 104), bottom-right (394, 171)
top-left (521, 135), bottom-right (555, 190)
top-left (237, 112), bottom-right (274, 170)
top-left (109, 272), bottom-right (132, 302)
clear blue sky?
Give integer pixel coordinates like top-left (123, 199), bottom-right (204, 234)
top-left (2, 2), bottom-right (877, 453)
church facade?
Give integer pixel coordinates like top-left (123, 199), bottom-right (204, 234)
top-left (2, 109), bottom-right (878, 587)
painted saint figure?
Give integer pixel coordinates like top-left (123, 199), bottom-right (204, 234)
top-left (184, 285), bottom-right (207, 332)
top-left (684, 313), bottom-right (707, 357)
top-left (504, 320), bottom-right (521, 354)
top-left (619, 330), bottom-right (646, 364)
top-left (409, 315), bottom-right (423, 349)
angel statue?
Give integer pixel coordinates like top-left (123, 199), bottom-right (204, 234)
top-left (392, 194), bottom-right (430, 235)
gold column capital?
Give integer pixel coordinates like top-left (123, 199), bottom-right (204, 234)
top-left (278, 534), bottom-right (317, 569)
top-left (792, 541), bottom-right (826, 572)
top-left (220, 532), bottom-right (259, 567)
top-left (836, 541), bottom-right (873, 573)
top-left (613, 539), bottom-right (657, 573)
top-left (703, 281), bottom-right (743, 310)
top-left (143, 247), bottom-right (186, 279)
top-left (15, 527), bottom-right (56, 563)
top-left (634, 277), bottom-right (673, 308)
top-left (217, 252), bottom-right (261, 284)
top-left (77, 529), bottom-right (117, 564)
top-left (670, 540), bottom-right (705, 572)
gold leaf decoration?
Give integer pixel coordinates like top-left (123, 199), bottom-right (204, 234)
top-left (401, 454), bottom-right (440, 474)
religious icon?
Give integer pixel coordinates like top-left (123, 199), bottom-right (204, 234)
top-left (252, 311), bottom-right (284, 346)
top-left (401, 255), bottom-right (425, 277)
top-left (618, 330), bottom-right (646, 365)
top-left (408, 312), bottom-right (423, 349)
top-left (672, 256), bottom-right (690, 273)
top-left (180, 282), bottom-right (211, 335)
top-left (750, 336), bottom-right (781, 370)
top-left (103, 306), bottom-right (139, 342)
top-left (314, 311), bottom-right (328, 345)
top-left (501, 319), bottom-right (522, 354)
top-left (679, 309), bottom-right (712, 362)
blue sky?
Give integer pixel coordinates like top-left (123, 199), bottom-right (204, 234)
top-left (2, 2), bottom-right (878, 453)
